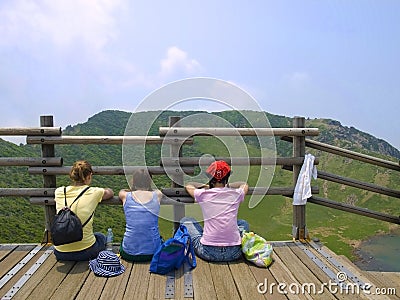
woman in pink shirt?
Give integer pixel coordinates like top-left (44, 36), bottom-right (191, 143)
top-left (181, 160), bottom-right (249, 262)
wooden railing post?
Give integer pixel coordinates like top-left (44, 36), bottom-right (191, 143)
top-left (292, 116), bottom-right (308, 240)
top-left (169, 116), bottom-right (185, 231)
top-left (40, 115), bottom-right (57, 243)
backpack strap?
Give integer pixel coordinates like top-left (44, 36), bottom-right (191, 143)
top-left (81, 211), bottom-right (95, 228)
top-left (177, 225), bottom-right (197, 268)
top-left (63, 186), bottom-right (93, 227)
top-left (64, 186), bottom-right (67, 206)
top-left (69, 186), bottom-right (91, 207)
top-left (185, 234), bottom-right (197, 268)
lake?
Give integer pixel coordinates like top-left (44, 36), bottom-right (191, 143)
top-left (354, 228), bottom-right (400, 272)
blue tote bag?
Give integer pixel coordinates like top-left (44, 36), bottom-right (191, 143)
top-left (149, 224), bottom-right (196, 275)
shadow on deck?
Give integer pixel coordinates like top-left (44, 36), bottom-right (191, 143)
top-left (1, 241), bottom-right (399, 300)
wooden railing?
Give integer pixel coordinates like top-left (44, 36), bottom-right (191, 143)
top-left (1, 114), bottom-right (399, 244)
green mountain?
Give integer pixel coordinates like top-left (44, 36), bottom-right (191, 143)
top-left (0, 110), bottom-right (399, 261)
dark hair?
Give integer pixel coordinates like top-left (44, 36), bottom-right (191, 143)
top-left (208, 171), bottom-right (231, 188)
top-left (131, 168), bottom-right (152, 191)
top-left (69, 160), bottom-right (93, 184)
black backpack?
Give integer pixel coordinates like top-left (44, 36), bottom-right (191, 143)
top-left (50, 186), bottom-right (92, 246)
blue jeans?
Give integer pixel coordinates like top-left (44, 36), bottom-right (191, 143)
top-left (53, 232), bottom-right (106, 261)
top-left (180, 217), bottom-right (250, 262)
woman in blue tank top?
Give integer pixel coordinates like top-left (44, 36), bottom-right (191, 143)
top-left (119, 168), bottom-right (163, 262)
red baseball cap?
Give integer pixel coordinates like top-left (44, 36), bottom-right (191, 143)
top-left (206, 160), bottom-right (231, 180)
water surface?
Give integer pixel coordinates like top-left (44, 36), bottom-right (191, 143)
top-left (354, 229), bottom-right (400, 272)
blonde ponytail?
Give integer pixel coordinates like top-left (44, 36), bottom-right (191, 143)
top-left (69, 160), bottom-right (93, 184)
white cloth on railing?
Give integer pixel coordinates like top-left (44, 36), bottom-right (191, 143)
top-left (293, 153), bottom-right (317, 205)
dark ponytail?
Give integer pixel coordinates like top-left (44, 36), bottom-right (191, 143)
top-left (208, 172), bottom-right (230, 188)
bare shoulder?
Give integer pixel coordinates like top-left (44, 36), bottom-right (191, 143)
top-left (185, 184), bottom-right (197, 198)
top-left (228, 182), bottom-right (248, 194)
top-left (240, 183), bottom-right (249, 194)
top-left (118, 189), bottom-right (129, 200)
top-left (154, 189), bottom-right (163, 202)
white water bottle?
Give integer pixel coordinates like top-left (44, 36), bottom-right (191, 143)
top-left (106, 228), bottom-right (114, 252)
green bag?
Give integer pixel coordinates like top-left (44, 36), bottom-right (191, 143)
top-left (241, 231), bottom-right (273, 268)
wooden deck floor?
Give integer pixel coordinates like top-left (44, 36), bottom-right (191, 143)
top-left (0, 241), bottom-right (399, 300)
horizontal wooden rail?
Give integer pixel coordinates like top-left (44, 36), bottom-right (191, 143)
top-left (162, 187), bottom-right (319, 197)
top-left (159, 127), bottom-right (319, 137)
top-left (29, 196), bottom-right (195, 205)
top-left (26, 136), bottom-right (193, 145)
top-left (0, 188), bottom-right (54, 197)
top-left (308, 196), bottom-right (400, 224)
top-left (161, 157), bottom-right (319, 166)
top-left (28, 196), bottom-right (195, 205)
top-left (0, 157), bottom-right (63, 167)
top-left (282, 165), bottom-right (400, 199)
top-left (18, 186), bottom-right (319, 200)
top-left (317, 170), bottom-right (400, 198)
top-left (282, 136), bottom-right (400, 171)
top-left (28, 166), bottom-right (194, 175)
top-left (0, 127), bottom-right (61, 136)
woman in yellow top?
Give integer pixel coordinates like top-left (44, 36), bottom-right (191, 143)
top-left (53, 160), bottom-right (114, 261)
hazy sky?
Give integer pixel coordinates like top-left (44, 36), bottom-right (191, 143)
top-left (0, 1), bottom-right (399, 149)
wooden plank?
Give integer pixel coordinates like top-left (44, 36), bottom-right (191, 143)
top-left (74, 270), bottom-right (108, 300)
top-left (318, 246), bottom-right (392, 300)
top-left (339, 253), bottom-right (398, 291)
top-left (274, 244), bottom-right (336, 300)
top-left (305, 246), bottom-right (373, 300)
top-left (247, 261), bottom-right (287, 300)
top-left (159, 127), bottom-right (320, 137)
top-left (162, 187), bottom-right (319, 197)
top-left (146, 271), bottom-right (167, 300)
top-left (11, 254), bottom-right (58, 300)
top-left (0, 188), bottom-right (56, 197)
top-left (381, 272), bottom-right (400, 285)
top-left (192, 259), bottom-right (217, 300)
top-left (0, 245), bottom-right (18, 262)
top-left (2, 243), bottom-right (398, 300)
top-left (208, 262), bottom-right (240, 300)
top-left (228, 260), bottom-right (265, 300)
top-left (99, 260), bottom-right (133, 300)
top-left (289, 244), bottom-right (335, 283)
top-left (0, 245), bottom-right (35, 279)
top-left (25, 260), bottom-right (76, 299)
top-left (0, 127), bottom-right (61, 136)
top-left (362, 272), bottom-right (399, 300)
top-left (28, 166), bottom-right (194, 176)
top-left (0, 157), bottom-right (63, 167)
top-left (49, 261), bottom-right (90, 300)
top-left (0, 246), bottom-right (47, 297)
top-left (30, 195), bottom-right (195, 206)
top-left (288, 244), bottom-right (354, 300)
top-left (315, 170), bottom-right (400, 198)
top-left (161, 156), bottom-right (319, 166)
top-left (308, 196), bottom-right (400, 225)
top-left (174, 263), bottom-right (186, 300)
top-left (26, 136), bottom-right (192, 145)
top-left (281, 136), bottom-right (400, 171)
top-left (268, 246), bottom-right (309, 300)
top-left (122, 262), bottom-right (151, 300)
